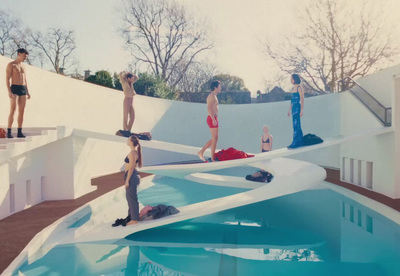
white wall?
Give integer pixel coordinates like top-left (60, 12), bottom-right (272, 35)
top-left (356, 64), bottom-right (400, 108)
top-left (394, 76), bottom-right (400, 198)
top-left (339, 86), bottom-right (396, 197)
top-left (1, 54), bottom-right (399, 220)
top-left (0, 55), bottom-right (342, 165)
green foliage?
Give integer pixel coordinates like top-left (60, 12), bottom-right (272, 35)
top-left (113, 72), bottom-right (122, 91)
top-left (85, 70), bottom-right (114, 88)
top-left (201, 74), bottom-right (249, 92)
top-left (134, 72), bottom-right (176, 99)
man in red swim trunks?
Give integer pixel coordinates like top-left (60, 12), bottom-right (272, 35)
top-left (198, 80), bottom-right (221, 162)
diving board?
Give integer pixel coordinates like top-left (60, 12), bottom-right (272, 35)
top-left (140, 126), bottom-right (393, 178)
top-left (57, 157), bottom-right (326, 245)
top-left (72, 128), bottom-right (205, 156)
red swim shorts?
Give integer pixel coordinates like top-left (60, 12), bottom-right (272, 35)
top-left (207, 115), bottom-right (219, 128)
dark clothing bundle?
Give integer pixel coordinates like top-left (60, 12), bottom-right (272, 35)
top-left (246, 170), bottom-right (274, 183)
top-left (111, 204), bottom-right (180, 227)
top-left (302, 133), bottom-right (323, 146)
top-left (116, 130), bottom-right (152, 140)
top-left (112, 215), bottom-right (131, 227)
top-left (140, 204), bottom-right (180, 221)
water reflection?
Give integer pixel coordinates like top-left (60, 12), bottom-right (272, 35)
top-left (13, 189), bottom-right (400, 276)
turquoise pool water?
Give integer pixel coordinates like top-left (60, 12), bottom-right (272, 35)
top-left (13, 168), bottom-right (400, 276)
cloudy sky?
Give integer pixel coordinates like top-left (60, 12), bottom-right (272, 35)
top-left (1, 0), bottom-right (399, 94)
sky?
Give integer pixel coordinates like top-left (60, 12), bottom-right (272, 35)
top-left (1, 0), bottom-right (400, 95)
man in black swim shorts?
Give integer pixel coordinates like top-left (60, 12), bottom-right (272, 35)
top-left (11, 85), bottom-right (28, 96)
top-left (6, 48), bottom-right (31, 138)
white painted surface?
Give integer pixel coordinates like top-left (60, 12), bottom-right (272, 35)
top-left (356, 64), bottom-right (400, 108)
top-left (57, 157), bottom-right (326, 245)
top-left (141, 126), bottom-right (392, 178)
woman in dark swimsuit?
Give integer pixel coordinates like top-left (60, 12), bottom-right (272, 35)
top-left (261, 125), bottom-right (273, 152)
top-left (124, 135), bottom-right (143, 225)
top-left (287, 74), bottom-right (304, 149)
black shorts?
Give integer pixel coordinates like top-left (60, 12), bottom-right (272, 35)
top-left (11, 85), bottom-right (27, 96)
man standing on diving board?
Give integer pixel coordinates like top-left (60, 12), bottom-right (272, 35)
top-left (198, 80), bottom-right (221, 162)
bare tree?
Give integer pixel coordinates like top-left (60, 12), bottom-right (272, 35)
top-left (170, 60), bottom-right (217, 92)
top-left (0, 10), bottom-right (24, 57)
top-left (263, 0), bottom-right (399, 93)
top-left (30, 28), bottom-right (76, 74)
top-left (120, 0), bottom-right (213, 88)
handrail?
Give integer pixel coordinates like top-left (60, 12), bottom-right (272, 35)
top-left (337, 76), bottom-right (392, 127)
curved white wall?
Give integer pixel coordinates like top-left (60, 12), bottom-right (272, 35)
top-left (0, 55), bottom-right (341, 167)
top-left (1, 54), bottom-right (398, 206)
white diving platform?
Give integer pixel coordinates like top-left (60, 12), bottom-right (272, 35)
top-left (57, 157), bottom-right (326, 245)
top-left (139, 126), bottom-right (393, 178)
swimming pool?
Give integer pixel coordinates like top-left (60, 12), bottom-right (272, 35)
top-left (12, 168), bottom-right (400, 276)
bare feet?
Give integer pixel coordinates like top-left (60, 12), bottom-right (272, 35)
top-left (197, 151), bottom-right (205, 161)
top-left (126, 220), bottom-right (138, 225)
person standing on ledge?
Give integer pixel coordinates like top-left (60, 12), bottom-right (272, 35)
top-left (198, 80), bottom-right (221, 162)
top-left (6, 48), bottom-right (31, 138)
top-left (287, 73), bottom-right (304, 148)
top-left (119, 71), bottom-right (139, 132)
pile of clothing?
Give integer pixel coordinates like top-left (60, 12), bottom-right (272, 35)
top-left (112, 204), bottom-right (180, 227)
top-left (245, 170), bottom-right (274, 183)
top-left (213, 147), bottom-right (254, 161)
top-left (116, 130), bottom-right (152, 140)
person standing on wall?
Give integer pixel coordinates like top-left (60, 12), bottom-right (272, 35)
top-left (6, 48), bottom-right (31, 138)
top-left (119, 71), bottom-right (139, 132)
top-left (198, 80), bottom-right (221, 162)
top-left (287, 73), bottom-right (304, 148)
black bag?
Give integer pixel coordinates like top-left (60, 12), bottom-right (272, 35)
top-left (302, 133), bottom-right (323, 146)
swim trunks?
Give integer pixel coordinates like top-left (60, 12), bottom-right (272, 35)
top-left (11, 85), bottom-right (27, 96)
top-left (207, 115), bottom-right (218, 128)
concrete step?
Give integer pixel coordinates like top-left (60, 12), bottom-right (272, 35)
top-left (0, 138), bottom-right (28, 144)
top-left (0, 127), bottom-right (57, 137)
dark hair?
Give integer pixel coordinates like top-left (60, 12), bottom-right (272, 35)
top-left (210, 80), bottom-right (221, 91)
top-left (291, 74), bottom-right (301, 84)
top-left (126, 73), bottom-right (134, 79)
top-left (129, 135), bottom-right (143, 168)
top-left (17, 48), bottom-right (29, 55)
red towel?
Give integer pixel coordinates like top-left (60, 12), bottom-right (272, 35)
top-left (214, 147), bottom-right (254, 161)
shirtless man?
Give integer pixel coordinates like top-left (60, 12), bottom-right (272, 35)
top-left (198, 80), bottom-right (221, 162)
top-left (6, 48), bottom-right (31, 138)
top-left (119, 71), bottom-right (139, 132)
